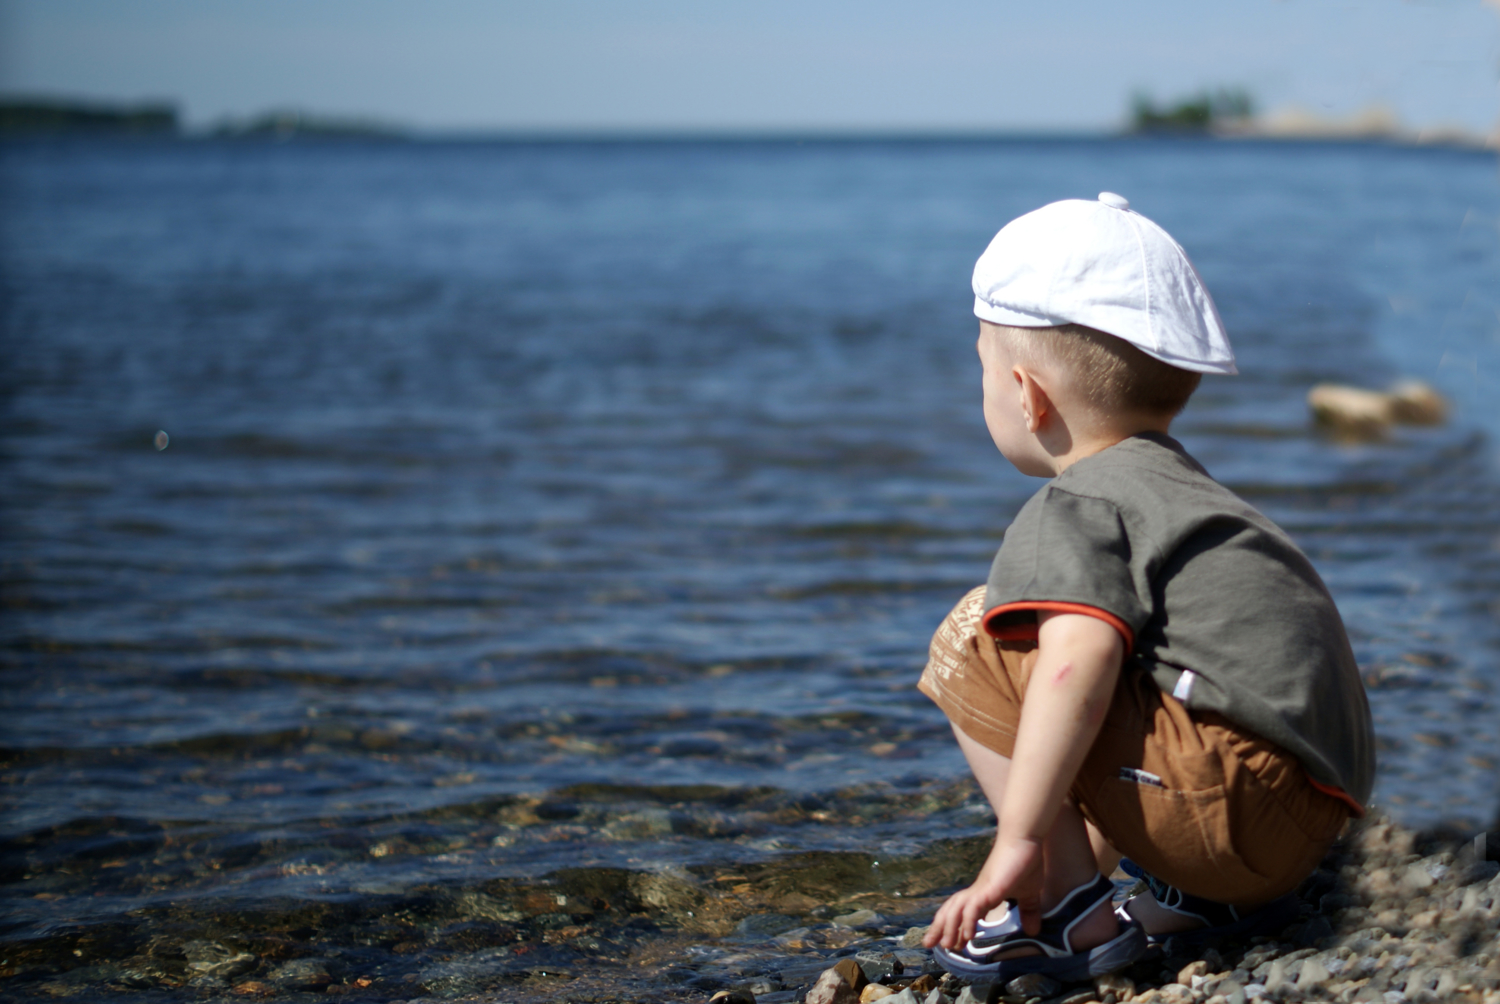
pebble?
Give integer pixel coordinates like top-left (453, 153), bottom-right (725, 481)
top-left (1004, 972), bottom-right (1060, 998)
top-left (712, 991), bottom-right (759, 1004)
top-left (806, 966), bottom-right (859, 1004)
top-left (832, 909), bottom-right (886, 929)
top-left (269, 957), bottom-right (336, 991)
top-left (182, 941), bottom-right (256, 981)
top-left (1094, 973), bottom-right (1134, 1001)
top-left (953, 982), bottom-right (991, 1004)
top-left (901, 925), bottom-right (931, 948)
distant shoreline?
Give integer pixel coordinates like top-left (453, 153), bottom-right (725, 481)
top-left (2, 96), bottom-right (1494, 151)
top-left (2, 131), bottom-right (1494, 154)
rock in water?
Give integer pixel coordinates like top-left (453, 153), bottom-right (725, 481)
top-left (882, 989), bottom-right (919, 1004)
top-left (1306, 380), bottom-right (1447, 439)
top-left (834, 958), bottom-right (869, 993)
top-left (269, 958), bottom-right (335, 991)
top-left (860, 986), bottom-right (895, 1003)
top-left (181, 941), bottom-right (256, 981)
top-left (900, 925), bottom-right (931, 948)
top-left (1387, 380), bottom-right (1447, 425)
top-left (710, 990), bottom-right (757, 1004)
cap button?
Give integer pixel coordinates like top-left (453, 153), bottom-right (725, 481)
top-left (1098, 192), bottom-right (1130, 210)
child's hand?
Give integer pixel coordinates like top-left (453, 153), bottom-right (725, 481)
top-left (922, 835), bottom-right (1044, 950)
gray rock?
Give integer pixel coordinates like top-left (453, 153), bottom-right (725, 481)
top-left (1458, 860), bottom-right (1500, 886)
top-left (1002, 972), bottom-right (1060, 999)
top-left (884, 989), bottom-right (919, 1004)
top-left (1056, 990), bottom-right (1098, 1004)
top-left (921, 990), bottom-right (945, 1004)
top-left (832, 908), bottom-right (887, 929)
top-left (1293, 914), bottom-right (1335, 945)
top-left (271, 957), bottom-right (336, 990)
top-left (900, 926), bottom-right (931, 949)
top-left (893, 950), bottom-right (930, 971)
top-left (1296, 957), bottom-right (1330, 989)
top-left (853, 949), bottom-right (902, 982)
top-left (953, 982), bottom-right (994, 1004)
top-left (734, 976), bottom-right (784, 994)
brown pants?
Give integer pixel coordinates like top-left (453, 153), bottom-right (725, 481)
top-left (918, 587), bottom-right (1350, 909)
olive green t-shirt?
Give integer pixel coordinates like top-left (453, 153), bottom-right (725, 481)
top-left (983, 432), bottom-right (1375, 806)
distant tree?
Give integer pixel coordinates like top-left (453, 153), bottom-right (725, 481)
top-left (0, 98), bottom-right (178, 134)
top-left (1130, 89), bottom-right (1254, 133)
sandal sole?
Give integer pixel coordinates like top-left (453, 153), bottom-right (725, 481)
top-left (933, 921), bottom-right (1146, 983)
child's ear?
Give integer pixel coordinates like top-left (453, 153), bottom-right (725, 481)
top-left (1013, 366), bottom-right (1052, 433)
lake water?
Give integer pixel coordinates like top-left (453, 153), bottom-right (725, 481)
top-left (1, 136), bottom-right (1497, 1000)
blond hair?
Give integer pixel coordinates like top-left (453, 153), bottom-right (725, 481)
top-left (993, 323), bottom-right (1201, 418)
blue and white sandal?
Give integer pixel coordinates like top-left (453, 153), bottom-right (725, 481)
top-left (1116, 860), bottom-right (1299, 950)
top-left (931, 873), bottom-right (1147, 983)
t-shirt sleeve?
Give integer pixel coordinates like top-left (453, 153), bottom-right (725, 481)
top-left (981, 487), bottom-right (1152, 650)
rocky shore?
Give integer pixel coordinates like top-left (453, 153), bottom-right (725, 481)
top-left (709, 817), bottom-right (1500, 1004)
top-left (3, 811), bottom-right (1496, 1002)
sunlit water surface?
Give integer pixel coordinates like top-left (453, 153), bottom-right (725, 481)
top-left (1, 137), bottom-right (1498, 998)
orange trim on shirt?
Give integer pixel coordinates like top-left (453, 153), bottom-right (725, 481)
top-left (982, 601), bottom-right (1135, 652)
top-left (1307, 777), bottom-right (1365, 817)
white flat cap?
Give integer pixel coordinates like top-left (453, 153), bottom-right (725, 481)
top-left (972, 193), bottom-right (1236, 375)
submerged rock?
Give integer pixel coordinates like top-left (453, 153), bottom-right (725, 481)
top-left (181, 940), bottom-right (255, 980)
top-left (268, 956), bottom-right (336, 990)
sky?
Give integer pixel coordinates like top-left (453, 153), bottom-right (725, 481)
top-left (0, 0), bottom-right (1497, 134)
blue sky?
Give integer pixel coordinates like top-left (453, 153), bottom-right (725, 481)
top-left (1, 0), bottom-right (1496, 133)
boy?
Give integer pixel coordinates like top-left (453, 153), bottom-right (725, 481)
top-left (919, 193), bottom-right (1375, 983)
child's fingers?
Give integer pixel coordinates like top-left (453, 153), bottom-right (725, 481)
top-left (923, 895), bottom-right (959, 949)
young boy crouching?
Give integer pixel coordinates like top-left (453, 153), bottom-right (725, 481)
top-left (919, 194), bottom-right (1375, 983)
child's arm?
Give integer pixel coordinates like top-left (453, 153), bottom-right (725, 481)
top-left (925, 612), bottom-right (1123, 949)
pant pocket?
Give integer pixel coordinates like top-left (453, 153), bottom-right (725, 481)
top-left (1082, 742), bottom-right (1276, 905)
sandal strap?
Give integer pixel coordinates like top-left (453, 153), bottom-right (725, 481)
top-left (969, 873), bottom-right (1115, 957)
top-left (1119, 859), bottom-right (1239, 926)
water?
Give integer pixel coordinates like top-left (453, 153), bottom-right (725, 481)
top-left (1, 137), bottom-right (1497, 1000)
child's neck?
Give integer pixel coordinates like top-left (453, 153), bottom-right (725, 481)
top-left (1043, 415), bottom-right (1173, 476)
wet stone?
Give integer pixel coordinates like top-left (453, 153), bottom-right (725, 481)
top-left (1003, 973), bottom-right (1060, 999)
top-left (182, 940), bottom-right (257, 981)
top-left (1056, 989), bottom-right (1099, 1004)
top-left (807, 965), bottom-right (860, 1004)
top-left (834, 909), bottom-right (888, 929)
top-left (854, 949), bottom-right (903, 982)
top-left (736, 913), bottom-right (805, 941)
top-left (953, 983), bottom-right (994, 1004)
top-left (269, 957), bottom-right (336, 991)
